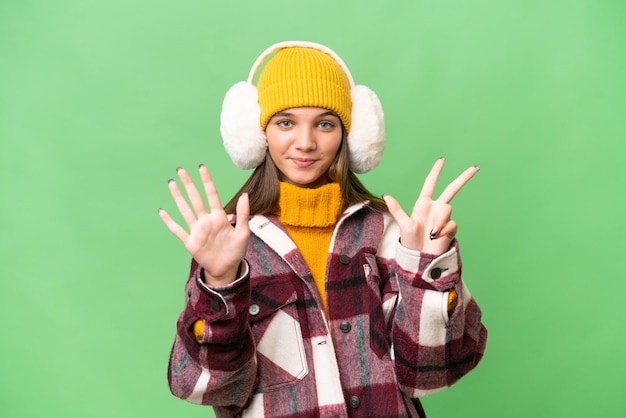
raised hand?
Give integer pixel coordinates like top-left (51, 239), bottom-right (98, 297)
top-left (383, 158), bottom-right (478, 255)
top-left (159, 165), bottom-right (250, 286)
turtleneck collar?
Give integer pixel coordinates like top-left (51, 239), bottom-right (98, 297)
top-left (275, 182), bottom-right (343, 228)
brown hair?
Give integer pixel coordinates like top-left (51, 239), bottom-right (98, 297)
top-left (223, 130), bottom-right (387, 215)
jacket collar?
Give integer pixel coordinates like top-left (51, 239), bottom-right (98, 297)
top-left (244, 201), bottom-right (370, 276)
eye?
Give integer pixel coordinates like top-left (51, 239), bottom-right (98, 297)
top-left (318, 121), bottom-right (334, 129)
top-left (277, 120), bottom-right (293, 128)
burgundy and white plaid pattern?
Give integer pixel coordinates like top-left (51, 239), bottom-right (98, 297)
top-left (167, 203), bottom-right (488, 417)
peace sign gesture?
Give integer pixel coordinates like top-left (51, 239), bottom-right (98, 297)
top-left (383, 158), bottom-right (479, 256)
top-left (158, 165), bottom-right (250, 286)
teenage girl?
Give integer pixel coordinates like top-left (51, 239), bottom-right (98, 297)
top-left (160, 41), bottom-right (487, 417)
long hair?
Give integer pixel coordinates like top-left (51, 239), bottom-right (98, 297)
top-left (223, 129), bottom-right (387, 215)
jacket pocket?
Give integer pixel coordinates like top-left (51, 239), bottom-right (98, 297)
top-left (248, 277), bottom-right (309, 392)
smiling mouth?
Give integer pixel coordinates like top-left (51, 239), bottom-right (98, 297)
top-left (291, 158), bottom-right (316, 168)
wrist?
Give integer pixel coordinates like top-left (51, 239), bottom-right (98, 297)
top-left (201, 262), bottom-right (243, 287)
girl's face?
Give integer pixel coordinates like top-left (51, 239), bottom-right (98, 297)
top-left (265, 107), bottom-right (343, 188)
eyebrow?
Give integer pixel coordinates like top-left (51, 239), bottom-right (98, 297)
top-left (273, 110), bottom-right (339, 119)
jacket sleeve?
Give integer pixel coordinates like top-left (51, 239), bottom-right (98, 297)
top-left (167, 259), bottom-right (257, 410)
top-left (390, 239), bottom-right (488, 397)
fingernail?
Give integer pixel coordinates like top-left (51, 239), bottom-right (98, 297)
top-left (176, 166), bottom-right (182, 172)
top-left (199, 163), bottom-right (205, 168)
top-left (474, 165), bottom-right (480, 171)
top-left (439, 156), bottom-right (445, 161)
top-left (429, 226), bottom-right (439, 240)
top-left (158, 208), bottom-right (163, 213)
top-left (381, 193), bottom-right (387, 199)
top-left (167, 178), bottom-right (175, 184)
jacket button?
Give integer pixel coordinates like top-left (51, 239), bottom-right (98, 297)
top-left (349, 395), bottom-right (360, 408)
top-left (210, 300), bottom-right (220, 311)
top-left (249, 304), bottom-right (260, 316)
top-left (339, 254), bottom-right (350, 265)
top-left (339, 321), bottom-right (351, 333)
top-left (430, 267), bottom-right (442, 280)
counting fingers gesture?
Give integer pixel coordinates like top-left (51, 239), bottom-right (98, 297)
top-left (159, 165), bottom-right (250, 286)
top-left (383, 158), bottom-right (478, 255)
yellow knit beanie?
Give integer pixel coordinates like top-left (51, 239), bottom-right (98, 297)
top-left (257, 47), bottom-right (352, 132)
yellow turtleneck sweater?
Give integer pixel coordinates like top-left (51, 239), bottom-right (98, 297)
top-left (276, 182), bottom-right (343, 313)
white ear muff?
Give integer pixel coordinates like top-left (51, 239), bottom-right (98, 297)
top-left (348, 85), bottom-right (386, 174)
top-left (220, 41), bottom-right (385, 173)
top-left (220, 81), bottom-right (266, 170)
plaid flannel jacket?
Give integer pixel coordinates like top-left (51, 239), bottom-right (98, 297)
top-left (167, 202), bottom-right (488, 417)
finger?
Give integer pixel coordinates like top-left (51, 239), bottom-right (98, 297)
top-left (418, 158), bottom-right (446, 199)
top-left (158, 208), bottom-right (190, 243)
top-left (199, 164), bottom-right (224, 213)
top-left (234, 193), bottom-right (251, 235)
top-left (168, 179), bottom-right (197, 227)
top-left (438, 165), bottom-right (479, 203)
top-left (428, 203), bottom-right (452, 239)
top-left (382, 194), bottom-right (410, 225)
top-left (177, 167), bottom-right (208, 216)
top-left (437, 220), bottom-right (458, 241)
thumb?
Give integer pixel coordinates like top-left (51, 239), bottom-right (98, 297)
top-left (382, 194), bottom-right (408, 225)
top-left (234, 193), bottom-right (250, 235)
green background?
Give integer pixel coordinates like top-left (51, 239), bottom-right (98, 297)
top-left (2, 0), bottom-right (625, 416)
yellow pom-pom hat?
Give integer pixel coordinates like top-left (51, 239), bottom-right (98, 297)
top-left (220, 41), bottom-right (385, 174)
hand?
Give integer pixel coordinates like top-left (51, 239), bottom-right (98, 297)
top-left (383, 158), bottom-right (478, 255)
top-left (159, 165), bottom-right (250, 286)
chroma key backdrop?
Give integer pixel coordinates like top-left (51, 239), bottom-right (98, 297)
top-left (1, 1), bottom-right (625, 417)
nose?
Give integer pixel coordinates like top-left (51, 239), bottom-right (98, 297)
top-left (293, 126), bottom-right (316, 151)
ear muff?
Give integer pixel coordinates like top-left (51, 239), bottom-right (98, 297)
top-left (220, 41), bottom-right (385, 173)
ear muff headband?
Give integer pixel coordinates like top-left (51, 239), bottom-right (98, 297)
top-left (246, 41), bottom-right (356, 86)
top-left (220, 41), bottom-right (385, 173)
